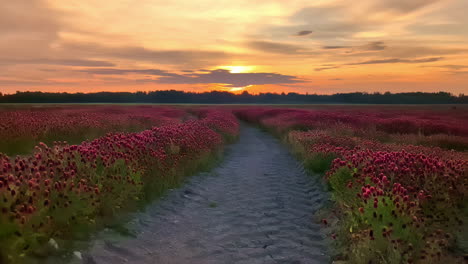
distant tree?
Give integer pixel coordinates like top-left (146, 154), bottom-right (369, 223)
top-left (0, 90), bottom-right (466, 104)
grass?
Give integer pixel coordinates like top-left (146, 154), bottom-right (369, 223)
top-left (304, 153), bottom-right (337, 174)
top-left (0, 126), bottom-right (144, 156)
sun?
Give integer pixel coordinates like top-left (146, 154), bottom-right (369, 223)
top-left (228, 85), bottom-right (252, 93)
top-left (229, 87), bottom-right (245, 92)
top-left (218, 66), bottom-right (255, 73)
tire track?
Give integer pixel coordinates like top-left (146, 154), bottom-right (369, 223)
top-left (78, 125), bottom-right (330, 264)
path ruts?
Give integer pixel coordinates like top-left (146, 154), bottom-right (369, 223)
top-left (80, 125), bottom-right (330, 264)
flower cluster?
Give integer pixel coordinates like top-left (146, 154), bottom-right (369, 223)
top-left (0, 109), bottom-right (238, 262)
top-left (326, 149), bottom-right (466, 262)
top-left (235, 107), bottom-right (467, 263)
top-left (194, 108), bottom-right (240, 140)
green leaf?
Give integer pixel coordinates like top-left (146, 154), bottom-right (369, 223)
top-left (0, 222), bottom-right (18, 239)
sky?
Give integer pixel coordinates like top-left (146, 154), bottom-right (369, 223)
top-left (1, 0), bottom-right (468, 95)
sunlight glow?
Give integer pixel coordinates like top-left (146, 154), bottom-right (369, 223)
top-left (228, 85), bottom-right (252, 93)
top-left (219, 66), bottom-right (255, 73)
top-left (229, 87), bottom-right (245, 92)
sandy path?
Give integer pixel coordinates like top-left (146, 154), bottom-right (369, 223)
top-left (80, 125), bottom-right (330, 264)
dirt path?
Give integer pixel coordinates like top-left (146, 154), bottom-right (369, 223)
top-left (79, 125), bottom-right (330, 264)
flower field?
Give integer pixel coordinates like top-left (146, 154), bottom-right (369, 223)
top-left (0, 105), bottom-right (188, 156)
top-left (235, 106), bottom-right (468, 263)
top-left (0, 106), bottom-right (239, 263)
top-left (0, 104), bottom-right (466, 263)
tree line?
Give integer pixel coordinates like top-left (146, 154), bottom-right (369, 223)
top-left (0, 90), bottom-right (466, 104)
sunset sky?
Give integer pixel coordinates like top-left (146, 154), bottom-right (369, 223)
top-left (1, 0), bottom-right (468, 94)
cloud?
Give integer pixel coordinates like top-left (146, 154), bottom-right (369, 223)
top-left (255, 0), bottom-right (447, 44)
top-left (374, 46), bottom-right (468, 59)
top-left (445, 71), bottom-right (468, 75)
top-left (0, 79), bottom-right (74, 86)
top-left (60, 42), bottom-right (235, 66)
top-left (323, 41), bottom-right (386, 51)
top-left (347, 57), bottom-right (443, 65)
top-left (315, 66), bottom-right (340, 71)
top-left (372, 0), bottom-right (442, 15)
top-left (408, 23), bottom-right (467, 36)
top-left (422, 65), bottom-right (468, 70)
top-left (425, 65), bottom-right (468, 75)
top-left (157, 69), bottom-right (302, 87)
top-left (364, 41), bottom-right (386, 51)
top-left (0, 1), bottom-right (238, 69)
top-left (245, 40), bottom-right (310, 54)
top-left (295, 30), bottom-right (313, 36)
top-left (79, 68), bottom-right (303, 87)
top-left (280, 5), bottom-right (370, 40)
top-left (80, 68), bottom-right (176, 76)
top-left (2, 0), bottom-right (466, 95)
top-left (0, 0), bottom-right (63, 59)
top-left (0, 0), bottom-right (61, 35)
top-left (321, 42), bottom-right (468, 62)
top-left (323, 46), bottom-right (349, 49)
top-left (1, 59), bottom-right (115, 67)
top-left (314, 57), bottom-right (444, 72)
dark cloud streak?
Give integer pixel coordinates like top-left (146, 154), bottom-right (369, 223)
top-left (80, 68), bottom-right (176, 76)
top-left (295, 30), bottom-right (313, 36)
top-left (157, 69), bottom-right (302, 87)
top-left (80, 68), bottom-right (303, 87)
top-left (1, 59), bottom-right (115, 67)
top-left (315, 66), bottom-right (340, 71)
top-left (322, 42), bottom-right (386, 51)
top-left (314, 57), bottom-right (443, 72)
top-left (364, 41), bottom-right (386, 51)
top-left (423, 65), bottom-right (468, 70)
top-left (323, 46), bottom-right (349, 49)
top-left (246, 40), bottom-right (310, 54)
top-left (347, 57), bottom-right (443, 65)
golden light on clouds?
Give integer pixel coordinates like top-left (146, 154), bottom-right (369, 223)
top-left (229, 85), bottom-right (252, 93)
top-left (218, 66), bottom-right (255, 73)
top-left (0, 0), bottom-right (467, 94)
